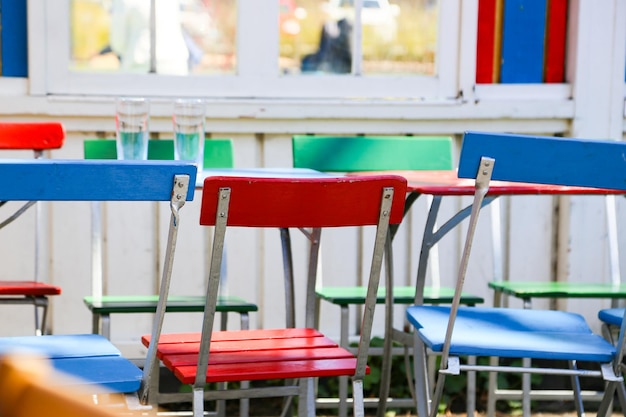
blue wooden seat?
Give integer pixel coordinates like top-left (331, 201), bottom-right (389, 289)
top-left (407, 131), bottom-right (626, 417)
top-left (0, 334), bottom-right (141, 392)
top-left (0, 353), bottom-right (124, 417)
top-left (599, 308), bottom-right (624, 327)
top-left (0, 159), bottom-right (196, 404)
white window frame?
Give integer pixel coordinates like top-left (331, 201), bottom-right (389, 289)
top-left (35, 0), bottom-right (462, 101)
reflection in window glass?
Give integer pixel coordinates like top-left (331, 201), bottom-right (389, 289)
top-left (280, 0), bottom-right (438, 76)
top-left (70, 0), bottom-right (236, 75)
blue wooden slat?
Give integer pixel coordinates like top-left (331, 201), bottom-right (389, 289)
top-left (0, 334), bottom-right (121, 358)
top-left (500, 0), bottom-right (547, 83)
top-left (52, 356), bottom-right (143, 392)
top-left (458, 131), bottom-right (626, 191)
top-left (0, 0), bottom-right (28, 77)
top-left (0, 159), bottom-right (197, 201)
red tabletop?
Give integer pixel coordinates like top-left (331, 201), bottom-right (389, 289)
top-left (355, 170), bottom-right (626, 196)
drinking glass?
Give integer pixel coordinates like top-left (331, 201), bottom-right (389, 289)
top-left (115, 97), bottom-right (149, 160)
top-left (173, 99), bottom-right (205, 172)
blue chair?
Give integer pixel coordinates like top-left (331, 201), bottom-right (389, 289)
top-left (0, 159), bottom-right (196, 408)
top-left (407, 131), bottom-right (626, 417)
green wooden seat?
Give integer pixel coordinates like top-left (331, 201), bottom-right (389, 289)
top-left (83, 139), bottom-right (256, 337)
top-left (83, 294), bottom-right (257, 314)
top-left (488, 194), bottom-right (623, 311)
top-left (489, 281), bottom-right (626, 303)
top-left (292, 135), bottom-right (484, 416)
top-left (317, 286), bottom-right (483, 306)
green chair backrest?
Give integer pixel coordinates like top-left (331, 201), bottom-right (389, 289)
top-left (292, 135), bottom-right (453, 172)
top-left (83, 139), bottom-right (234, 168)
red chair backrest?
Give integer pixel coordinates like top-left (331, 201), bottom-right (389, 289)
top-left (200, 175), bottom-right (407, 228)
top-left (0, 122), bottom-right (65, 150)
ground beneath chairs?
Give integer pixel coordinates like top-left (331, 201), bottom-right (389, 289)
top-left (155, 366), bottom-right (623, 416)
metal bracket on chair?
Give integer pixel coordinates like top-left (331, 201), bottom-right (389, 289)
top-left (476, 157), bottom-right (495, 191)
top-left (140, 173), bottom-right (190, 405)
top-left (601, 362), bottom-right (623, 382)
top-left (440, 357), bottom-right (461, 375)
top-left (170, 175), bottom-right (190, 226)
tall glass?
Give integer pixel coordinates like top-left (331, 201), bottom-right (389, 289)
top-left (173, 99), bottom-right (206, 172)
top-left (115, 97), bottom-right (149, 160)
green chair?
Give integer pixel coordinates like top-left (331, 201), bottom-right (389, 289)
top-left (82, 139), bottom-right (257, 413)
top-left (292, 135), bottom-right (485, 416)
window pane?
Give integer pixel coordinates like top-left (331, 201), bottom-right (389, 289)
top-left (70, 0), bottom-right (237, 75)
top-left (279, 0), bottom-right (438, 76)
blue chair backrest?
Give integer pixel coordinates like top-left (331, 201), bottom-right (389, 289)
top-left (458, 131), bottom-right (626, 191)
top-left (0, 160), bottom-right (196, 201)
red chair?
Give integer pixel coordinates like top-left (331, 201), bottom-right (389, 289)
top-left (0, 122), bottom-right (65, 335)
top-left (140, 174), bottom-right (407, 417)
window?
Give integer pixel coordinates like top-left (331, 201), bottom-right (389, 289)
top-left (41, 0), bottom-right (459, 100)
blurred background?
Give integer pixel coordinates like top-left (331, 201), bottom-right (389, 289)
top-left (71, 0), bottom-right (438, 77)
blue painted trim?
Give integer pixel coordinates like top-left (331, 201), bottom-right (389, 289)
top-left (500, 0), bottom-right (547, 83)
top-left (0, 159), bottom-right (197, 201)
top-left (0, 0), bottom-right (28, 77)
top-left (458, 131), bottom-right (626, 191)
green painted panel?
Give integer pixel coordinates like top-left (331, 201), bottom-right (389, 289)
top-left (83, 139), bottom-right (234, 168)
top-left (292, 135), bottom-right (453, 172)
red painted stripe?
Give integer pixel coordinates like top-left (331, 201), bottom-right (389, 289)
top-left (544, 0), bottom-right (568, 83)
top-left (476, 0), bottom-right (498, 83)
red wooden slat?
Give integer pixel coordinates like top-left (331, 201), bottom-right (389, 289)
top-left (200, 176), bottom-right (406, 228)
top-left (142, 328), bottom-right (324, 347)
top-left (172, 358), bottom-right (368, 384)
top-left (0, 281), bottom-right (61, 296)
top-left (155, 335), bottom-right (339, 358)
top-left (0, 123), bottom-right (65, 150)
top-left (162, 346), bottom-right (354, 368)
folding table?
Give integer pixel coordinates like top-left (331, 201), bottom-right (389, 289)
top-left (362, 169), bottom-right (626, 417)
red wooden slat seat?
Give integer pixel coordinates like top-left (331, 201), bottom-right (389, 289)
top-left (142, 326), bottom-right (324, 345)
top-left (162, 346), bottom-right (355, 368)
top-left (139, 174), bottom-right (407, 417)
top-left (143, 328), bottom-right (344, 358)
top-left (0, 122), bottom-right (66, 335)
top-left (0, 281), bottom-right (61, 296)
top-left (174, 358), bottom-right (363, 384)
